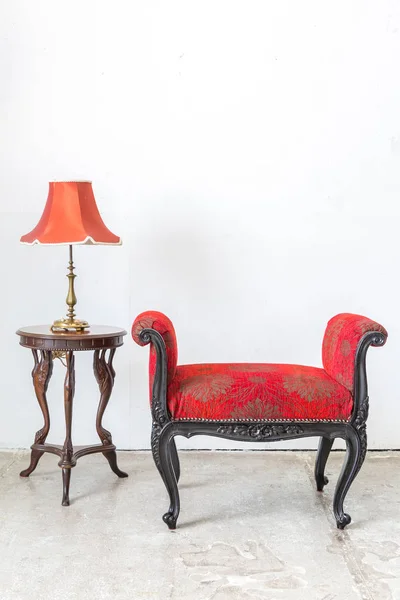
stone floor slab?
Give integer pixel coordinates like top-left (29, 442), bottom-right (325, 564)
top-left (0, 450), bottom-right (398, 599)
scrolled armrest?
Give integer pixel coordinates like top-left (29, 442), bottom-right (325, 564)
top-left (322, 313), bottom-right (387, 392)
top-left (132, 310), bottom-right (178, 390)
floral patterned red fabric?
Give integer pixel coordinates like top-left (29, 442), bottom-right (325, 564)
top-left (167, 363), bottom-right (352, 421)
top-left (132, 311), bottom-right (386, 422)
top-left (132, 311), bottom-right (178, 396)
top-left (322, 314), bottom-right (387, 392)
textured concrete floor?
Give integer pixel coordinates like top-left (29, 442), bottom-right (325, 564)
top-left (0, 450), bottom-right (399, 600)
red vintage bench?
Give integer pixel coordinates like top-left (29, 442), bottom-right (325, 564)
top-left (132, 311), bottom-right (387, 530)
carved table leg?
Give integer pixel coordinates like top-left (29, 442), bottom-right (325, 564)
top-left (58, 351), bottom-right (76, 506)
top-left (20, 350), bottom-right (53, 477)
top-left (93, 349), bottom-right (128, 478)
top-left (62, 468), bottom-right (71, 506)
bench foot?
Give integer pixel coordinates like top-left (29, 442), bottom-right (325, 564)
top-left (336, 513), bottom-right (351, 529)
top-left (163, 512), bottom-right (177, 530)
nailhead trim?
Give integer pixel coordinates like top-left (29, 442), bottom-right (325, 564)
top-left (173, 419), bottom-right (350, 424)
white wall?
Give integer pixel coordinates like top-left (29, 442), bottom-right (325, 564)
top-left (1, 1), bottom-right (399, 450)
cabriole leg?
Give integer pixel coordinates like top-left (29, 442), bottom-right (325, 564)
top-left (333, 428), bottom-right (361, 529)
top-left (151, 424), bottom-right (180, 485)
top-left (20, 350), bottom-right (53, 477)
top-left (170, 438), bottom-right (180, 483)
top-left (159, 428), bottom-right (180, 530)
top-left (315, 437), bottom-right (334, 491)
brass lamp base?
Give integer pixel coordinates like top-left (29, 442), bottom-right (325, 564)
top-left (51, 317), bottom-right (90, 333)
top-left (50, 245), bottom-right (90, 334)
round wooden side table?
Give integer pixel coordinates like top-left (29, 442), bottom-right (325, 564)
top-left (16, 325), bottom-right (128, 506)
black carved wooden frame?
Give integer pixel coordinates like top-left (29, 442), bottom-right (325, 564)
top-left (139, 328), bottom-right (387, 530)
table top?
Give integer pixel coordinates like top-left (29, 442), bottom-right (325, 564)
top-left (16, 325), bottom-right (127, 351)
top-left (16, 325), bottom-right (127, 340)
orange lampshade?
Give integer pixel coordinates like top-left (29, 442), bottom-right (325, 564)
top-left (20, 181), bottom-right (121, 245)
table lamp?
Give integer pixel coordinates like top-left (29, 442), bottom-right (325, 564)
top-left (20, 181), bottom-right (121, 332)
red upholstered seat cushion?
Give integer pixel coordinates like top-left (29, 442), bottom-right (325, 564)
top-left (168, 363), bottom-right (353, 421)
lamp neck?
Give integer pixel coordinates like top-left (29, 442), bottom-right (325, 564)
top-left (66, 245), bottom-right (77, 323)
top-left (51, 245), bottom-right (89, 332)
